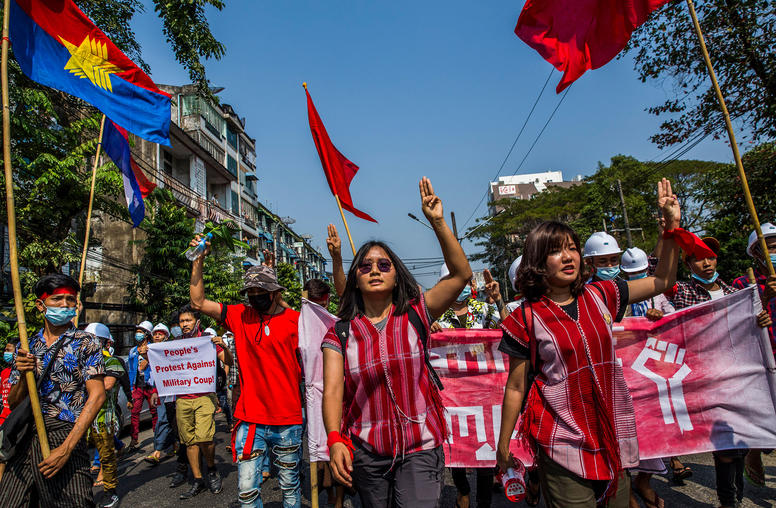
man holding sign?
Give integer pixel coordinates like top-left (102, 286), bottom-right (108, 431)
top-left (148, 303), bottom-right (232, 500)
top-left (189, 234), bottom-right (304, 508)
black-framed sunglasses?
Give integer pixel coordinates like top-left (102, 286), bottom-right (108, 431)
top-left (358, 258), bottom-right (392, 274)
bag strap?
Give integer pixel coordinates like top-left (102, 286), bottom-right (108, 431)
top-left (520, 302), bottom-right (537, 375)
top-left (38, 334), bottom-right (70, 384)
top-left (407, 306), bottom-right (443, 391)
top-left (335, 320), bottom-right (350, 353)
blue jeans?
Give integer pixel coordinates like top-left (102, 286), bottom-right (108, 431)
top-left (233, 422), bottom-right (302, 508)
top-left (153, 400), bottom-right (174, 452)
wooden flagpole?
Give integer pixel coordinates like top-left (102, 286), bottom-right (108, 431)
top-left (685, 0), bottom-right (775, 276)
top-left (335, 194), bottom-right (357, 256)
top-left (2, 0), bottom-right (51, 457)
top-left (75, 114), bottom-right (106, 326)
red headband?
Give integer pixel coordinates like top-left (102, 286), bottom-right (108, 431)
top-left (39, 287), bottom-right (77, 300)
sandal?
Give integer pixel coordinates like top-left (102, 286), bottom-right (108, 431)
top-left (90, 465), bottom-right (100, 474)
top-left (93, 479), bottom-right (104, 488)
top-left (144, 454), bottom-right (161, 465)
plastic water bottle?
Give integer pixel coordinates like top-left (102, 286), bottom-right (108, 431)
top-left (496, 456), bottom-right (527, 503)
top-left (185, 232), bottom-right (213, 261)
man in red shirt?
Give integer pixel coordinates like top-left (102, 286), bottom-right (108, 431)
top-left (189, 235), bottom-right (303, 508)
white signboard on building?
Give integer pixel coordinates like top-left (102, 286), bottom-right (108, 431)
top-left (498, 185), bottom-right (516, 195)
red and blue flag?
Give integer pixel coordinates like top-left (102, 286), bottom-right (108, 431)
top-left (10, 0), bottom-right (171, 145)
top-left (102, 119), bottom-right (156, 227)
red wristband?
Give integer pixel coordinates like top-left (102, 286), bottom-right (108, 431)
top-left (327, 431), bottom-right (355, 459)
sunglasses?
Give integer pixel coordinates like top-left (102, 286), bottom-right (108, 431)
top-left (358, 258), bottom-right (393, 274)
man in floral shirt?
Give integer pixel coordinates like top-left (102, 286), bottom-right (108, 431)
top-left (0, 274), bottom-right (106, 508)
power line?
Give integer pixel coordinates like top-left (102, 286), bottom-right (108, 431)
top-left (460, 68), bottom-right (555, 231)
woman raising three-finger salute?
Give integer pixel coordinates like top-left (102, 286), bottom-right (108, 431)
top-left (322, 177), bottom-right (472, 508)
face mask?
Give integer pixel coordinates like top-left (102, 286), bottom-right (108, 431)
top-left (134, 332), bottom-right (146, 343)
top-left (596, 266), bottom-right (620, 280)
top-left (628, 272), bottom-right (647, 280)
top-left (3, 352), bottom-right (13, 364)
top-left (108, 346), bottom-right (114, 356)
top-left (692, 271), bottom-right (719, 284)
top-left (249, 293), bottom-right (273, 313)
top-left (44, 306), bottom-right (77, 326)
top-left (456, 286), bottom-right (472, 302)
top-left (170, 326), bottom-right (182, 339)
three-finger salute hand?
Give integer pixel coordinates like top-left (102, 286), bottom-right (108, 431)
top-left (483, 269), bottom-right (501, 301)
top-left (329, 443), bottom-right (353, 488)
top-left (419, 177), bottom-right (444, 223)
top-left (262, 249), bottom-right (275, 268)
top-left (657, 178), bottom-right (680, 229)
top-left (327, 224), bottom-right (342, 258)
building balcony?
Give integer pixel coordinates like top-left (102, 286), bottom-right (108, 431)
top-left (186, 129), bottom-right (225, 167)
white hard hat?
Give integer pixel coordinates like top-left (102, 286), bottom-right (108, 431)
top-left (620, 247), bottom-right (649, 273)
top-left (203, 327), bottom-right (217, 337)
top-left (438, 263), bottom-right (450, 281)
top-left (136, 320), bottom-right (153, 334)
top-left (152, 323), bottom-right (170, 336)
top-left (583, 232), bottom-right (622, 258)
top-left (85, 322), bottom-right (112, 341)
top-left (747, 222), bottom-right (776, 257)
top-left (508, 256), bottom-right (522, 292)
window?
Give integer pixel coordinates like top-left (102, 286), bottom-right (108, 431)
top-left (162, 151), bottom-right (173, 174)
top-left (227, 128), bottom-right (237, 149)
top-left (231, 190), bottom-right (239, 214)
top-left (227, 155), bottom-right (238, 176)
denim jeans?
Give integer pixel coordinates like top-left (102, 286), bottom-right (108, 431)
top-left (153, 400), bottom-right (174, 452)
top-left (233, 422), bottom-right (302, 508)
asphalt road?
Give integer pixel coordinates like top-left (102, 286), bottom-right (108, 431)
top-left (102, 413), bottom-right (776, 507)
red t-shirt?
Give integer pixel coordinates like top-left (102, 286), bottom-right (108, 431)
top-left (0, 367), bottom-right (12, 425)
top-left (222, 304), bottom-right (302, 426)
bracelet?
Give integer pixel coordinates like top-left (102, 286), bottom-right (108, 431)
top-left (327, 431), bottom-right (355, 459)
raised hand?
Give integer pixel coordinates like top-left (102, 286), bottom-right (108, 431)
top-left (657, 178), bottom-right (680, 230)
top-left (190, 234), bottom-right (211, 257)
top-left (262, 249), bottom-right (275, 268)
top-left (326, 224), bottom-right (342, 259)
top-left (483, 269), bottom-right (502, 302)
top-left (419, 177), bottom-right (444, 223)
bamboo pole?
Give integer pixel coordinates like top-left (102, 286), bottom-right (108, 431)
top-left (685, 0), bottom-right (775, 276)
top-left (310, 461), bottom-right (319, 508)
top-left (75, 114), bottom-right (106, 326)
top-left (2, 0), bottom-right (50, 457)
top-left (334, 194), bottom-right (357, 256)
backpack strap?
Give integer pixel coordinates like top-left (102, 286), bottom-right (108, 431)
top-left (335, 320), bottom-right (350, 353)
top-left (407, 306), bottom-right (444, 391)
top-left (520, 302), bottom-right (537, 375)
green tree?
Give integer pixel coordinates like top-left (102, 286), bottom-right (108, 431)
top-left (628, 0), bottom-right (776, 147)
top-left (276, 263), bottom-right (303, 311)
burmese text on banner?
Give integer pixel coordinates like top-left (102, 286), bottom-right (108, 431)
top-left (147, 336), bottom-right (217, 397)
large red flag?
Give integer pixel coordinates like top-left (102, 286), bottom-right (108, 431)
top-left (515, 0), bottom-right (670, 93)
top-left (305, 88), bottom-right (376, 222)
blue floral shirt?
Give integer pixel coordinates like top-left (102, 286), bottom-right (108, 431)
top-left (9, 328), bottom-right (105, 423)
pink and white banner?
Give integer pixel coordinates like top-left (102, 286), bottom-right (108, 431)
top-left (300, 286), bottom-right (776, 466)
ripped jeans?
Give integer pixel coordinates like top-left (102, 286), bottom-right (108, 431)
top-left (233, 422), bottom-right (302, 508)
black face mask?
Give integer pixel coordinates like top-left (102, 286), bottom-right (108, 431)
top-left (248, 293), bottom-right (273, 313)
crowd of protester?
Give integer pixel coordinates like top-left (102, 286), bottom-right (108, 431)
top-left (0, 177), bottom-right (774, 508)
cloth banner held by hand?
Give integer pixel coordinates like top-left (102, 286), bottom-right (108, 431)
top-left (147, 336), bottom-right (217, 397)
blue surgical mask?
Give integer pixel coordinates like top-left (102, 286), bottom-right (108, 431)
top-left (134, 333), bottom-right (146, 343)
top-left (456, 286), bottom-right (472, 302)
top-left (628, 272), bottom-right (647, 280)
top-left (3, 352), bottom-right (13, 364)
top-left (596, 266), bottom-right (621, 280)
top-left (692, 271), bottom-right (719, 284)
top-left (44, 306), bottom-right (77, 326)
top-left (770, 254), bottom-right (776, 266)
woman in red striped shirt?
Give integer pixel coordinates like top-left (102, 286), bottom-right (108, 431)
top-left (496, 179), bottom-right (682, 508)
top-left (322, 177), bottom-right (472, 508)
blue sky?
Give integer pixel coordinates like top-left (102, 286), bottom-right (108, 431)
top-left (134, 0), bottom-right (736, 288)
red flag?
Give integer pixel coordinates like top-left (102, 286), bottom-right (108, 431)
top-left (305, 88), bottom-right (377, 223)
top-left (515, 0), bottom-right (670, 93)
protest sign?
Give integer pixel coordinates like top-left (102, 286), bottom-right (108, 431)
top-left (147, 336), bottom-right (218, 397)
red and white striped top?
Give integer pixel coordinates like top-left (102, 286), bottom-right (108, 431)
top-left (322, 294), bottom-right (447, 458)
top-left (500, 281), bottom-right (639, 482)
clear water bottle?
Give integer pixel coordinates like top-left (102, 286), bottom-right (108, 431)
top-left (185, 232), bottom-right (213, 261)
top-left (496, 456), bottom-right (527, 503)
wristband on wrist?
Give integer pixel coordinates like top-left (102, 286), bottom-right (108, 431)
top-left (327, 431), bottom-right (355, 459)
top-left (662, 228), bottom-right (677, 239)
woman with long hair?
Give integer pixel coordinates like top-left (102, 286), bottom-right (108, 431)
top-left (322, 177), bottom-right (472, 507)
top-left (496, 179), bottom-right (681, 508)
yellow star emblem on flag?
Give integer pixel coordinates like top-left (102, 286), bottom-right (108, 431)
top-left (59, 35), bottom-right (123, 92)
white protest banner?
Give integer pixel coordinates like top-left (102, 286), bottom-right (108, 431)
top-left (147, 336), bottom-right (218, 397)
